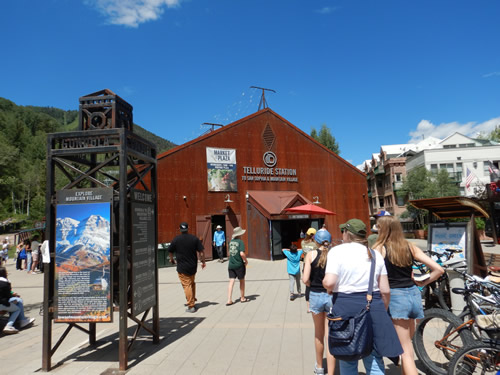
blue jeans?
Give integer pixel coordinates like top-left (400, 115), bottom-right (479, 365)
top-left (0, 297), bottom-right (26, 327)
top-left (339, 351), bottom-right (385, 375)
top-left (26, 251), bottom-right (32, 271)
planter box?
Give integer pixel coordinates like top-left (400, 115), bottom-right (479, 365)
top-left (414, 230), bottom-right (428, 240)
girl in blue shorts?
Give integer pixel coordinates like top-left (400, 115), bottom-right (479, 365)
top-left (373, 216), bottom-right (443, 375)
top-left (302, 230), bottom-right (335, 375)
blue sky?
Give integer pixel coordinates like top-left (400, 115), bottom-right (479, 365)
top-left (57, 202), bottom-right (110, 222)
top-left (1, 0), bottom-right (500, 166)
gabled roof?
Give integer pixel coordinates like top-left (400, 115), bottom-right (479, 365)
top-left (157, 108), bottom-right (364, 177)
top-left (439, 132), bottom-right (476, 145)
top-left (247, 190), bottom-right (310, 219)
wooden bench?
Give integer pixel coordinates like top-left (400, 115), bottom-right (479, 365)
top-left (485, 253), bottom-right (500, 274)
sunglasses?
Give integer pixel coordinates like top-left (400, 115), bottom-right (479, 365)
top-left (341, 223), bottom-right (351, 233)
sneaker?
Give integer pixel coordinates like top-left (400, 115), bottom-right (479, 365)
top-left (185, 307), bottom-right (197, 313)
top-left (3, 325), bottom-right (18, 334)
top-left (314, 364), bottom-right (325, 375)
top-left (19, 317), bottom-right (35, 328)
top-left (290, 294), bottom-right (295, 301)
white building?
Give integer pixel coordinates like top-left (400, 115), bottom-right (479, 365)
top-left (405, 132), bottom-right (500, 197)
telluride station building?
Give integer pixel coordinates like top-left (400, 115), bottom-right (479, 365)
top-left (157, 108), bottom-right (369, 260)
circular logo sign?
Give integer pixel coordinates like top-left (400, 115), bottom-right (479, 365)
top-left (263, 151), bottom-right (277, 167)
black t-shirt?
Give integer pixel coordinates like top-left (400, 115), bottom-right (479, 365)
top-left (384, 246), bottom-right (415, 289)
top-left (309, 249), bottom-right (328, 293)
top-left (169, 233), bottom-right (204, 275)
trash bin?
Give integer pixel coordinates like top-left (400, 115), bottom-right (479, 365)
top-left (157, 243), bottom-right (170, 268)
top-left (447, 269), bottom-right (465, 315)
top-left (158, 243), bottom-right (174, 268)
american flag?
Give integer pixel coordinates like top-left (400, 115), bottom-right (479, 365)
top-left (465, 167), bottom-right (476, 188)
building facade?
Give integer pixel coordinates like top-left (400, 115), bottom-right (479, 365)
top-left (156, 109), bottom-right (369, 260)
top-left (406, 133), bottom-right (500, 197)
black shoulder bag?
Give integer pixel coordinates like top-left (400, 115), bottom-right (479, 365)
top-left (327, 248), bottom-right (375, 361)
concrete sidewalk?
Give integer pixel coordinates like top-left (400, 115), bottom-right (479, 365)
top-left (1, 255), bottom-right (420, 375)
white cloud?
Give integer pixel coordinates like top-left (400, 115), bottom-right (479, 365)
top-left (316, 6), bottom-right (339, 14)
top-left (86, 0), bottom-right (181, 27)
top-left (483, 72), bottom-right (500, 78)
top-left (408, 117), bottom-right (500, 143)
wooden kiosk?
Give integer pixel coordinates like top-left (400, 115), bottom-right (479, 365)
top-left (409, 196), bottom-right (490, 277)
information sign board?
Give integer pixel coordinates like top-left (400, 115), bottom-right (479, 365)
top-left (55, 188), bottom-right (113, 322)
top-left (131, 189), bottom-right (157, 315)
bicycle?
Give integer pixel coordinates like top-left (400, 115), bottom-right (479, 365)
top-left (447, 340), bottom-right (500, 375)
top-left (413, 264), bottom-right (500, 374)
top-left (413, 248), bottom-right (463, 310)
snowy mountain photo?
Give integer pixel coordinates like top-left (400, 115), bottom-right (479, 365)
top-left (56, 206), bottom-right (111, 270)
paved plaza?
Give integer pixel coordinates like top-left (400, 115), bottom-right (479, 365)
top-left (1, 239), bottom-right (498, 374)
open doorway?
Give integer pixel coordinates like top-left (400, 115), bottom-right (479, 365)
top-left (211, 215), bottom-right (227, 260)
top-left (271, 218), bottom-right (322, 260)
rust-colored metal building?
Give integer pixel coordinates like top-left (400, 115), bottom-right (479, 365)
top-left (157, 108), bottom-right (369, 260)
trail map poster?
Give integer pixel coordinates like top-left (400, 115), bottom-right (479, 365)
top-left (131, 190), bottom-right (157, 316)
top-left (55, 188), bottom-right (113, 323)
top-left (429, 223), bottom-right (467, 260)
top-left (206, 147), bottom-right (237, 192)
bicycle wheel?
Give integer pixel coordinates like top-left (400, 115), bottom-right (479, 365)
top-left (448, 343), bottom-right (500, 375)
top-left (413, 308), bottom-right (474, 375)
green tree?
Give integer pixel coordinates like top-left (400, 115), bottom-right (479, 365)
top-left (488, 125), bottom-right (500, 142)
top-left (398, 167), bottom-right (460, 228)
top-left (310, 124), bottom-right (340, 154)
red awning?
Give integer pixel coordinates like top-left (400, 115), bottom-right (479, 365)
top-left (284, 203), bottom-right (336, 216)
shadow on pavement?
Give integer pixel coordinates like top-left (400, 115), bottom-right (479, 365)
top-left (48, 316), bottom-right (204, 372)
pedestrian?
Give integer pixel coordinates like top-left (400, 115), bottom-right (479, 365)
top-left (367, 210), bottom-right (391, 248)
top-left (373, 216), bottom-right (443, 375)
top-left (25, 238), bottom-right (34, 273)
top-left (168, 222), bottom-right (206, 313)
top-left (323, 218), bottom-right (403, 374)
top-left (282, 244), bottom-right (303, 300)
top-left (1, 239), bottom-right (8, 266)
top-left (213, 225), bottom-right (226, 262)
top-left (16, 240), bottom-right (28, 271)
top-left (0, 267), bottom-right (35, 334)
top-left (29, 235), bottom-right (40, 273)
top-left (226, 227), bottom-right (248, 306)
top-left (301, 227), bottom-right (318, 311)
top-left (302, 229), bottom-right (335, 375)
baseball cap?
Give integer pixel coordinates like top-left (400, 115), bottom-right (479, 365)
top-left (306, 228), bottom-right (317, 236)
top-left (216, 225), bottom-right (222, 229)
top-left (375, 210), bottom-right (391, 217)
top-left (180, 222), bottom-right (188, 232)
top-left (339, 219), bottom-right (367, 237)
top-left (314, 230), bottom-right (332, 244)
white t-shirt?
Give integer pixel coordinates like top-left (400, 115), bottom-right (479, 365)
top-left (325, 242), bottom-right (387, 293)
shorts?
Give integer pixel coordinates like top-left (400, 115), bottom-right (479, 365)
top-left (388, 285), bottom-right (424, 320)
top-left (309, 291), bottom-right (332, 315)
top-left (228, 265), bottom-right (246, 280)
